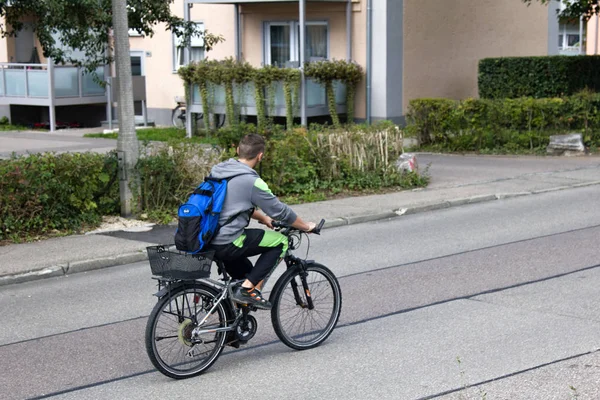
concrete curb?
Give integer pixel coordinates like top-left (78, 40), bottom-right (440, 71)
top-left (2, 180), bottom-right (600, 287)
top-left (0, 251), bottom-right (148, 287)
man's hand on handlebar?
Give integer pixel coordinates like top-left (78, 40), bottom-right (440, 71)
top-left (306, 222), bottom-right (317, 232)
top-left (272, 219), bottom-right (325, 235)
top-left (258, 216), bottom-right (274, 229)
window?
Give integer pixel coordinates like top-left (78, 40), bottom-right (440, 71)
top-left (173, 22), bottom-right (205, 71)
top-left (558, 21), bottom-right (584, 53)
top-left (264, 21), bottom-right (329, 67)
top-left (567, 34), bottom-right (580, 47)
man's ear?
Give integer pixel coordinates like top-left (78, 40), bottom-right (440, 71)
top-left (257, 152), bottom-right (264, 162)
top-left (236, 147), bottom-right (240, 156)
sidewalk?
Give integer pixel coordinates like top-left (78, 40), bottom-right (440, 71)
top-left (1, 153), bottom-right (599, 287)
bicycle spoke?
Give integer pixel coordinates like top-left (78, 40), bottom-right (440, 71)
top-left (147, 286), bottom-right (227, 377)
top-left (273, 266), bottom-right (341, 349)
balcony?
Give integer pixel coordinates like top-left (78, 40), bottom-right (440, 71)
top-left (188, 80), bottom-right (347, 117)
top-left (0, 63), bottom-right (107, 107)
top-left (559, 46), bottom-right (583, 56)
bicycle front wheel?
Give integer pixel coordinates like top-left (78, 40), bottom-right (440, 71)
top-left (270, 263), bottom-right (342, 350)
top-left (145, 283), bottom-right (227, 379)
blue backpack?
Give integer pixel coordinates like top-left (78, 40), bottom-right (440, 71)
top-left (174, 177), bottom-right (237, 254)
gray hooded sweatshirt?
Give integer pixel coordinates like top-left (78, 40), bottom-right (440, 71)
top-left (209, 158), bottom-right (298, 245)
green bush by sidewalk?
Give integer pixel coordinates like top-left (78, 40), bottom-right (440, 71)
top-left (2, 122), bottom-right (428, 242)
top-left (139, 122), bottom-right (427, 221)
top-left (406, 92), bottom-right (600, 153)
top-left (479, 56), bottom-right (600, 99)
top-left (0, 152), bottom-right (119, 242)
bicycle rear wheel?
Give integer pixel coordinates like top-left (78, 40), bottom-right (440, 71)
top-left (270, 263), bottom-right (342, 350)
top-left (171, 105), bottom-right (185, 128)
top-left (145, 283), bottom-right (227, 379)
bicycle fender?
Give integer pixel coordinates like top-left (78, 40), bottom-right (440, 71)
top-left (153, 279), bottom-right (226, 298)
top-left (154, 284), bottom-right (178, 298)
top-left (153, 281), bottom-right (188, 298)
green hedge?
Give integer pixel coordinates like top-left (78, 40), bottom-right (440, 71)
top-left (479, 56), bottom-right (600, 99)
top-left (135, 122), bottom-right (426, 218)
top-left (2, 123), bottom-right (427, 240)
top-left (406, 92), bottom-right (600, 152)
top-left (0, 152), bottom-right (119, 241)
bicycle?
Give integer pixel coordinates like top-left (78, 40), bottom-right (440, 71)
top-left (144, 219), bottom-right (342, 379)
top-left (172, 96), bottom-right (225, 129)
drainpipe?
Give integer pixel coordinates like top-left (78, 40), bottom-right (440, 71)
top-left (579, 15), bottom-right (583, 55)
top-left (594, 14), bottom-right (600, 55)
top-left (366, 0), bottom-right (372, 124)
top-left (300, 0), bottom-right (307, 126)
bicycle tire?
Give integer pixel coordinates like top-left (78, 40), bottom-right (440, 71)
top-left (145, 283), bottom-right (227, 379)
top-left (270, 263), bottom-right (342, 350)
top-left (171, 105), bottom-right (185, 128)
top-left (216, 113), bottom-right (226, 128)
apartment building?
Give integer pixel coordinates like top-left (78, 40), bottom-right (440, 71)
top-left (0, 0), bottom-right (597, 129)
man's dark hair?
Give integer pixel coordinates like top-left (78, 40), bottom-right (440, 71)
top-left (238, 134), bottom-right (265, 159)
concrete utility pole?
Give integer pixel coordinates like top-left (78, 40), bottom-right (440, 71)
top-left (111, 0), bottom-right (139, 217)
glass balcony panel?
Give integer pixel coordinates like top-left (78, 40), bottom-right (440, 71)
top-left (27, 70), bottom-right (49, 97)
top-left (335, 81), bottom-right (347, 105)
top-left (0, 70), bottom-right (4, 95)
top-left (54, 67), bottom-right (79, 97)
top-left (306, 78), bottom-right (326, 107)
top-left (82, 67), bottom-right (105, 96)
top-left (6, 69), bottom-right (26, 96)
top-left (192, 84), bottom-right (201, 104)
top-left (234, 82), bottom-right (256, 107)
top-left (210, 83), bottom-right (226, 106)
top-left (272, 81), bottom-right (285, 108)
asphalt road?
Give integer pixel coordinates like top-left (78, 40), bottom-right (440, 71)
top-left (2, 186), bottom-right (600, 399)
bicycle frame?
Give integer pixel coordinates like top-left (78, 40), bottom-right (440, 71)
top-left (152, 224), bottom-right (322, 342)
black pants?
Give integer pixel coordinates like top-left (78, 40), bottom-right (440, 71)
top-left (210, 229), bottom-right (288, 286)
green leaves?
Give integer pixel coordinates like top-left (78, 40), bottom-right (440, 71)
top-left (304, 60), bottom-right (363, 124)
top-left (177, 60), bottom-right (363, 129)
top-left (1, 122), bottom-right (426, 242)
top-left (479, 56), bottom-right (600, 99)
top-left (522, 0), bottom-right (600, 21)
top-left (1, 0), bottom-right (224, 74)
top-left (406, 93), bottom-right (600, 153)
top-left (0, 152), bottom-right (119, 241)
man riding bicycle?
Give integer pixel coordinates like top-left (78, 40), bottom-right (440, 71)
top-left (208, 134), bottom-right (316, 310)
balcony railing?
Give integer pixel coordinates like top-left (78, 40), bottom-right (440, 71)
top-left (0, 63), bottom-right (106, 105)
top-left (559, 46), bottom-right (583, 56)
top-left (189, 79), bottom-right (347, 117)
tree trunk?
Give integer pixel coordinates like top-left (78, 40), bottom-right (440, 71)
top-left (112, 0), bottom-right (139, 217)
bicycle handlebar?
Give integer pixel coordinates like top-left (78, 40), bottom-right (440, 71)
top-left (272, 219), bottom-right (325, 235)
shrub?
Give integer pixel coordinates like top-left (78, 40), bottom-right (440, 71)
top-left (0, 152), bottom-right (119, 241)
top-left (478, 56), bottom-right (600, 99)
top-left (136, 122), bottom-right (426, 218)
top-left (405, 99), bottom-right (460, 145)
top-left (2, 122), bottom-right (428, 241)
top-left (135, 141), bottom-right (222, 223)
top-left (406, 93), bottom-right (600, 152)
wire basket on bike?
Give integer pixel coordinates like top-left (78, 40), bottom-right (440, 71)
top-left (146, 245), bottom-right (214, 280)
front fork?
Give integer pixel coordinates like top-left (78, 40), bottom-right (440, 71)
top-left (288, 257), bottom-right (315, 310)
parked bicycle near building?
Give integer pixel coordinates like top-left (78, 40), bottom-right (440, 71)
top-left (171, 96), bottom-right (225, 129)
